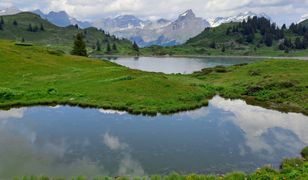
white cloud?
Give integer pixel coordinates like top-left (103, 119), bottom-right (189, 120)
top-left (103, 132), bottom-right (127, 150)
top-left (117, 154), bottom-right (145, 176)
top-left (99, 109), bottom-right (126, 115)
top-left (210, 96), bottom-right (308, 153)
top-left (0, 108), bottom-right (24, 121)
top-left (0, 0), bottom-right (307, 24)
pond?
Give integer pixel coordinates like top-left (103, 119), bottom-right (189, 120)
top-left (0, 96), bottom-right (307, 179)
top-left (101, 56), bottom-right (261, 74)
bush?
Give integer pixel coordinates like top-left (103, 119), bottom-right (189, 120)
top-left (224, 172), bottom-right (246, 180)
top-left (0, 88), bottom-right (22, 100)
top-left (280, 158), bottom-right (304, 170)
top-left (248, 69), bottom-right (261, 76)
top-left (301, 146), bottom-right (308, 160)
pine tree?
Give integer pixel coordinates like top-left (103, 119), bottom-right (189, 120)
top-left (209, 41), bottom-right (216, 48)
top-left (96, 40), bottom-right (101, 51)
top-left (27, 24), bottom-right (33, 32)
top-left (0, 23), bottom-right (2, 30)
top-left (71, 33), bottom-right (87, 56)
top-left (0, 17), bottom-right (4, 24)
top-left (21, 38), bottom-right (25, 43)
top-left (221, 45), bottom-right (226, 53)
top-left (112, 43), bottom-right (117, 51)
top-left (13, 20), bottom-right (18, 26)
top-left (40, 23), bottom-right (45, 31)
top-left (33, 25), bottom-right (39, 32)
top-left (106, 43), bottom-right (112, 54)
top-left (132, 41), bottom-right (139, 53)
top-left (264, 32), bottom-right (273, 47)
top-left (295, 37), bottom-right (303, 49)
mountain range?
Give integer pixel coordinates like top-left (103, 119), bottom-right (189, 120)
top-left (32, 9), bottom-right (92, 29)
top-left (1, 7), bottom-right (307, 47)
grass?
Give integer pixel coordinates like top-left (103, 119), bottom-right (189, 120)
top-left (192, 60), bottom-right (308, 115)
top-left (0, 40), bottom-right (307, 115)
top-left (0, 40), bottom-right (210, 115)
top-left (11, 147), bottom-right (308, 180)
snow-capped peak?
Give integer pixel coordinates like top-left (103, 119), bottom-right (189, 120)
top-left (208, 11), bottom-right (271, 27)
top-left (298, 14), bottom-right (308, 24)
top-left (179, 9), bottom-right (195, 18)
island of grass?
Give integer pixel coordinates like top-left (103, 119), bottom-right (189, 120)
top-left (12, 147), bottom-right (308, 180)
top-left (0, 40), bottom-right (307, 115)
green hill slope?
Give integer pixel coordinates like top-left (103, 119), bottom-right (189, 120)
top-left (300, 19), bottom-right (308, 27)
top-left (0, 12), bottom-right (136, 55)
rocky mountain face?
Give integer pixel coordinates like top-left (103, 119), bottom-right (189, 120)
top-left (93, 9), bottom-right (210, 47)
top-left (32, 10), bottom-right (91, 28)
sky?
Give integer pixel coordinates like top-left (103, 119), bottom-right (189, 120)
top-left (0, 0), bottom-right (307, 25)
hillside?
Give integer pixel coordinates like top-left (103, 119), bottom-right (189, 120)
top-left (142, 17), bottom-right (308, 56)
top-left (300, 19), bottom-right (308, 27)
top-left (0, 12), bottom-right (136, 55)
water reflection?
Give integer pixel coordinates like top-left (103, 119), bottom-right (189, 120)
top-left (0, 96), bottom-right (307, 179)
top-left (210, 96), bottom-right (308, 155)
top-left (101, 56), bottom-right (259, 74)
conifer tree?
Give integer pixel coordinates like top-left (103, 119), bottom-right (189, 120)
top-left (132, 41), bottom-right (139, 53)
top-left (0, 17), bottom-right (4, 25)
top-left (13, 20), bottom-right (18, 26)
top-left (40, 23), bottom-right (45, 31)
top-left (27, 24), bottom-right (33, 32)
top-left (106, 43), bottom-right (112, 54)
top-left (112, 43), bottom-right (117, 51)
top-left (96, 40), bottom-right (101, 51)
top-left (71, 33), bottom-right (87, 56)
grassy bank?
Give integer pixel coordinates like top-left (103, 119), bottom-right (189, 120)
top-left (12, 147), bottom-right (308, 180)
top-left (0, 40), bottom-right (307, 115)
top-left (0, 40), bottom-right (210, 115)
top-left (191, 60), bottom-right (308, 115)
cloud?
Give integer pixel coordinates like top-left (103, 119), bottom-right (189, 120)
top-left (0, 0), bottom-right (307, 24)
top-left (103, 132), bottom-right (127, 150)
top-left (99, 109), bottom-right (126, 115)
top-left (117, 154), bottom-right (145, 176)
top-left (0, 124), bottom-right (107, 178)
top-left (210, 96), bottom-right (308, 153)
top-left (0, 108), bottom-right (24, 121)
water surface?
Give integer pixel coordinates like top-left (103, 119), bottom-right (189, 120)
top-left (0, 96), bottom-right (307, 179)
top-left (102, 56), bottom-right (260, 74)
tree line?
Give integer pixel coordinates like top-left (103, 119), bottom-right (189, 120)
top-left (72, 32), bottom-right (139, 57)
top-left (225, 16), bottom-right (308, 51)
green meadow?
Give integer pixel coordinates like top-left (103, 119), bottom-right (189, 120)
top-left (0, 40), bottom-right (307, 115)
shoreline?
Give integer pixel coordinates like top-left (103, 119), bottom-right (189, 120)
top-left (91, 54), bottom-right (308, 60)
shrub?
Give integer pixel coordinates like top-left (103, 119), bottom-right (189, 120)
top-left (224, 172), bottom-right (246, 180)
top-left (280, 158), bottom-right (304, 170)
top-left (248, 69), bottom-right (261, 76)
top-left (301, 146), bottom-right (308, 160)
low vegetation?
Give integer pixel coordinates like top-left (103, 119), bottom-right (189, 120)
top-left (12, 146), bottom-right (308, 180)
top-left (0, 40), bottom-right (307, 115)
